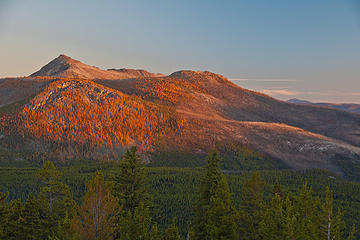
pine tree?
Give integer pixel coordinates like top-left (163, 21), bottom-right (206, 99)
top-left (321, 187), bottom-right (335, 240)
top-left (283, 195), bottom-right (298, 239)
top-left (192, 151), bottom-right (238, 240)
top-left (319, 187), bottom-right (357, 240)
top-left (74, 171), bottom-right (120, 240)
top-left (37, 161), bottom-right (76, 237)
top-left (293, 182), bottom-right (322, 239)
top-left (51, 212), bottom-right (78, 240)
top-left (238, 172), bottom-right (264, 240)
top-left (4, 199), bottom-right (24, 240)
top-left (118, 202), bottom-right (157, 240)
top-left (22, 193), bottom-right (43, 240)
top-left (113, 147), bottom-right (159, 239)
top-left (259, 193), bottom-right (286, 240)
top-left (113, 146), bottom-right (151, 212)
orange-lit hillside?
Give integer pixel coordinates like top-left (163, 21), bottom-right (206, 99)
top-left (135, 76), bottom-right (205, 104)
top-left (14, 78), bottom-right (184, 150)
top-left (1, 54), bottom-right (359, 173)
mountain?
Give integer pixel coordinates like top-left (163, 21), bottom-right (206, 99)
top-left (288, 98), bottom-right (360, 114)
top-left (30, 54), bottom-right (163, 80)
top-left (1, 55), bottom-right (360, 180)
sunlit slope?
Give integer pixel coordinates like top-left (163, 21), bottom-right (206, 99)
top-left (0, 55), bottom-right (359, 178)
top-left (14, 78), bottom-right (184, 149)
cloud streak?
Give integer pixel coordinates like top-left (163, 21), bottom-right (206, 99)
top-left (230, 78), bottom-right (297, 82)
top-left (261, 89), bottom-right (297, 96)
top-left (260, 89), bottom-right (360, 97)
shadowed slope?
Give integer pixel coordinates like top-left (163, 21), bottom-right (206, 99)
top-left (0, 77), bottom-right (51, 106)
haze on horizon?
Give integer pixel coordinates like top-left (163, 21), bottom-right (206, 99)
top-left (0, 0), bottom-right (359, 103)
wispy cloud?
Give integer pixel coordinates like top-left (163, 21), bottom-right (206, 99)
top-left (260, 89), bottom-right (360, 97)
top-left (230, 78), bottom-right (297, 82)
top-left (261, 89), bottom-right (298, 96)
top-left (229, 78), bottom-right (249, 81)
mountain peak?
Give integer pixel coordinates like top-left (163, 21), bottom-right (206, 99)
top-left (30, 54), bottom-right (78, 78)
top-left (30, 55), bottom-right (163, 80)
top-left (58, 54), bottom-right (71, 59)
top-left (55, 54), bottom-right (76, 62)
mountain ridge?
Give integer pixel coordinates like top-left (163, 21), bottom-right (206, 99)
top-left (1, 55), bottom-right (360, 180)
top-left (30, 54), bottom-right (163, 80)
top-left (288, 98), bottom-right (360, 114)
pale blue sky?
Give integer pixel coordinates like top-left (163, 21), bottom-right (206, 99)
top-left (1, 0), bottom-right (359, 103)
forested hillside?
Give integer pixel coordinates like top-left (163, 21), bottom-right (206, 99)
top-left (1, 55), bottom-right (360, 239)
top-left (0, 148), bottom-right (359, 239)
top-left (1, 55), bottom-right (360, 181)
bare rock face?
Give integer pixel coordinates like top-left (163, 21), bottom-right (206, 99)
top-left (30, 54), bottom-right (72, 77)
top-left (30, 54), bottom-right (163, 80)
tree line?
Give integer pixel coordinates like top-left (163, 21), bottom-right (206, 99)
top-left (0, 148), bottom-right (356, 239)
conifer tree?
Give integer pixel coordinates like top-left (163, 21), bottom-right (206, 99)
top-left (22, 193), bottom-right (43, 240)
top-left (238, 172), bottom-right (264, 239)
top-left (321, 187), bottom-right (336, 239)
top-left (192, 151), bottom-right (238, 240)
top-left (50, 212), bottom-right (78, 240)
top-left (282, 194), bottom-right (302, 239)
top-left (320, 187), bottom-right (356, 240)
top-left (118, 202), bottom-right (158, 240)
top-left (75, 171), bottom-right (119, 240)
top-left (37, 161), bottom-right (76, 237)
top-left (293, 182), bottom-right (322, 239)
top-left (113, 147), bottom-right (159, 240)
top-left (4, 199), bottom-right (24, 240)
top-left (259, 193), bottom-right (286, 240)
top-left (113, 146), bottom-right (151, 212)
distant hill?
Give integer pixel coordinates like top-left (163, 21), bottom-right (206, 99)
top-left (288, 98), bottom-right (360, 114)
top-left (1, 55), bottom-right (360, 180)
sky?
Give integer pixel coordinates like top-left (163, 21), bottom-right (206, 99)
top-left (0, 0), bottom-right (359, 103)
